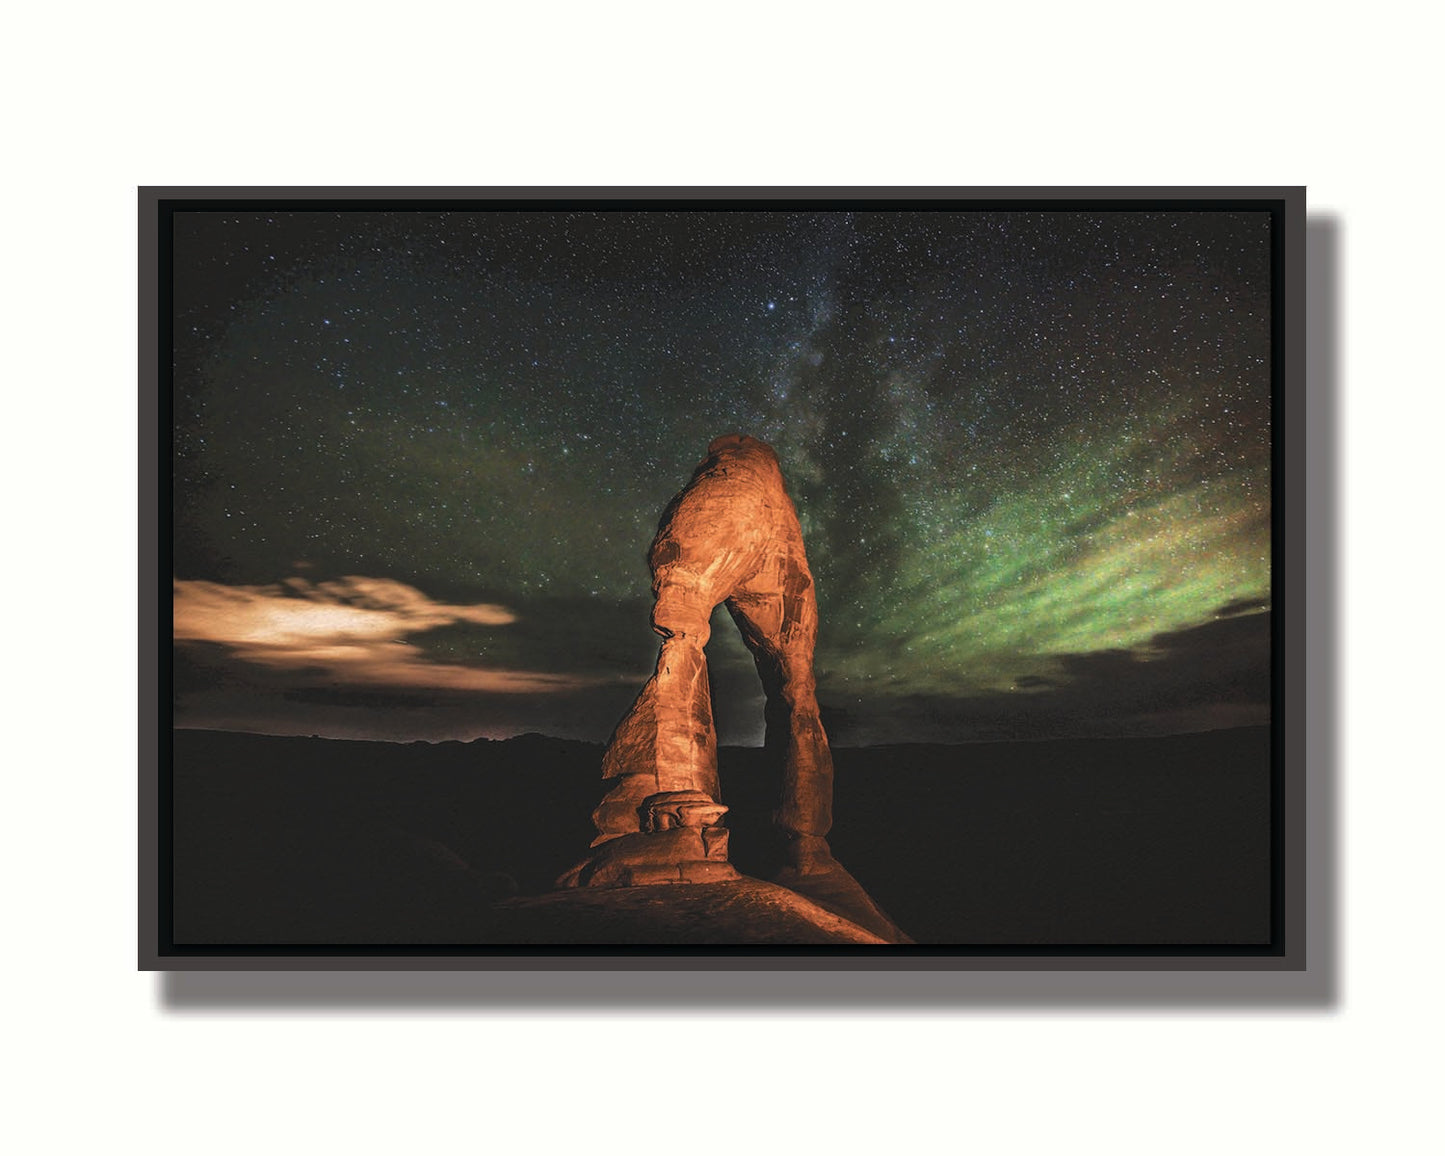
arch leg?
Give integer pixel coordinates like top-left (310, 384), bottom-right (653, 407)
top-left (726, 566), bottom-right (835, 872)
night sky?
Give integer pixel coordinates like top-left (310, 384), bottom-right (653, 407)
top-left (171, 205), bottom-right (1272, 745)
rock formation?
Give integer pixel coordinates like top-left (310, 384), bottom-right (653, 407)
top-left (557, 434), bottom-right (837, 888)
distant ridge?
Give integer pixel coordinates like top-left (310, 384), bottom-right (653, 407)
top-left (172, 722), bottom-right (1268, 750)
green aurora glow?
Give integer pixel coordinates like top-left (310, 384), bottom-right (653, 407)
top-left (173, 207), bottom-right (1271, 742)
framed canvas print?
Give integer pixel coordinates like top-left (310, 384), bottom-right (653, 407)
top-left (143, 188), bottom-right (1305, 969)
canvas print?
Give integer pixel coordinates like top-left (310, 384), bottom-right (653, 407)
top-left (165, 196), bottom-right (1279, 952)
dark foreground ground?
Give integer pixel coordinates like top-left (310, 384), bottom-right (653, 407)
top-left (168, 726), bottom-right (1271, 947)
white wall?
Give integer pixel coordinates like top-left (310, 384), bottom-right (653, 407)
top-left (4, 4), bottom-right (1437, 1152)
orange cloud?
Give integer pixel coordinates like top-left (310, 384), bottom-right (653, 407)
top-left (173, 576), bottom-right (585, 694)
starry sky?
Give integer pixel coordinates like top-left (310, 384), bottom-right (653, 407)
top-left (171, 204), bottom-right (1273, 745)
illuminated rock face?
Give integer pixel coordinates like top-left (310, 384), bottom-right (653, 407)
top-left (560, 434), bottom-right (836, 887)
top-left (556, 790), bottom-right (739, 888)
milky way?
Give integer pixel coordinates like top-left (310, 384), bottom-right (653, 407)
top-left (171, 205), bottom-right (1272, 743)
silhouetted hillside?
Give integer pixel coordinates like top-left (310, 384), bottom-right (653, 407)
top-left (168, 726), bottom-right (1271, 946)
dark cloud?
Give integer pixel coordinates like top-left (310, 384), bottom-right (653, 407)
top-left (821, 612), bottom-right (1271, 745)
top-left (1215, 596), bottom-right (1271, 617)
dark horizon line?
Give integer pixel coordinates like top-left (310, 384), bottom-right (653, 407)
top-left (171, 720), bottom-right (1271, 750)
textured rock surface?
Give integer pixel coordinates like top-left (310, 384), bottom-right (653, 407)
top-left (499, 879), bottom-right (890, 945)
top-left (556, 789), bottom-right (739, 888)
top-left (773, 860), bottom-right (914, 944)
top-left (571, 434), bottom-right (836, 884)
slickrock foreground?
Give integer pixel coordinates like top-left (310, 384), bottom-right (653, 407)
top-left (500, 879), bottom-right (889, 945)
